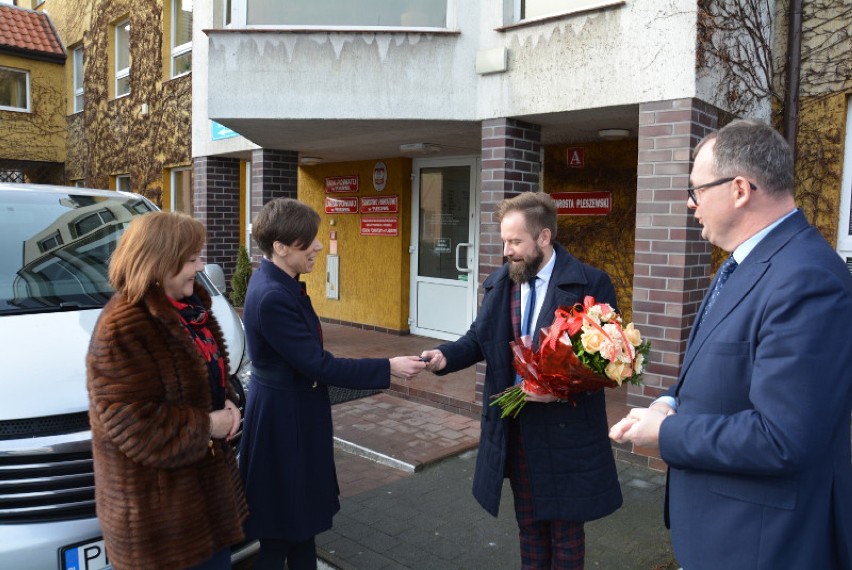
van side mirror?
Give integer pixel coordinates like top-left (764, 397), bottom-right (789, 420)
top-left (204, 263), bottom-right (227, 294)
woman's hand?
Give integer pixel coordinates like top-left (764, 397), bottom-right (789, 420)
top-left (209, 400), bottom-right (241, 441)
top-left (389, 356), bottom-right (428, 380)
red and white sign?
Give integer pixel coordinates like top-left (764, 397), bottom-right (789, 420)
top-left (360, 216), bottom-right (398, 236)
top-left (325, 175), bottom-right (359, 194)
top-left (360, 195), bottom-right (399, 214)
top-left (550, 191), bottom-right (612, 216)
top-left (566, 147), bottom-right (585, 168)
top-left (324, 196), bottom-right (358, 214)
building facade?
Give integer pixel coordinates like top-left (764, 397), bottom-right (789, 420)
top-left (195, 0), bottom-right (852, 468)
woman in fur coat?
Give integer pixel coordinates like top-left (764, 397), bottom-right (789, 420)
top-left (86, 212), bottom-right (248, 570)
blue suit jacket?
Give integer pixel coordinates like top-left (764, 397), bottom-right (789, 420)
top-left (660, 211), bottom-right (852, 569)
top-left (239, 258), bottom-right (390, 541)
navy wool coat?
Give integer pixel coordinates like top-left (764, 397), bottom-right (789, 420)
top-left (239, 258), bottom-right (390, 541)
top-left (438, 243), bottom-right (623, 521)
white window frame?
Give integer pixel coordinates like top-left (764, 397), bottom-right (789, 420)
top-left (72, 46), bottom-right (84, 113)
top-left (171, 0), bottom-right (193, 78)
top-left (115, 174), bottom-right (130, 192)
top-left (512, 0), bottom-right (625, 24)
top-left (115, 19), bottom-right (130, 98)
top-left (170, 166), bottom-right (193, 213)
top-left (838, 99), bottom-right (852, 264)
top-left (0, 66), bottom-right (30, 113)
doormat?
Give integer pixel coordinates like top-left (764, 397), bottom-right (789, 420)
top-left (329, 387), bottom-right (383, 406)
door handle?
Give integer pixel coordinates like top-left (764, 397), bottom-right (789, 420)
top-left (455, 242), bottom-right (472, 273)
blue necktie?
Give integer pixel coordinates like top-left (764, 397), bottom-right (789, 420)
top-left (699, 256), bottom-right (737, 327)
top-left (522, 276), bottom-right (538, 337)
top-left (516, 276), bottom-right (538, 385)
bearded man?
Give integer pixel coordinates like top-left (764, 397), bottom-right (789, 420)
top-left (421, 192), bottom-right (623, 569)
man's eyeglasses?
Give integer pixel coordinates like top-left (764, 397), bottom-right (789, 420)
top-left (686, 177), bottom-right (757, 205)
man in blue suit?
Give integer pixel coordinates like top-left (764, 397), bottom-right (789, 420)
top-left (610, 119), bottom-right (852, 569)
top-left (421, 192), bottom-right (623, 569)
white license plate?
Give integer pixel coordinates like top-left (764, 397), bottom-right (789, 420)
top-left (60, 538), bottom-right (112, 570)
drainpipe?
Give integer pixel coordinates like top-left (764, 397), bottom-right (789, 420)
top-left (783, 0), bottom-right (803, 156)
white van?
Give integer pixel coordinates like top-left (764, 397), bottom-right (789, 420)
top-left (0, 183), bottom-right (254, 569)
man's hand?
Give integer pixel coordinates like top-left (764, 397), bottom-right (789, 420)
top-left (389, 356), bottom-right (428, 380)
top-left (419, 349), bottom-right (446, 373)
top-left (521, 388), bottom-right (558, 403)
top-left (609, 407), bottom-right (670, 449)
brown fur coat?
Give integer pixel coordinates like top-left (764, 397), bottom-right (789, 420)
top-left (86, 283), bottom-right (248, 570)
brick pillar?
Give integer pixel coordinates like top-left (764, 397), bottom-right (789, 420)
top-left (250, 149), bottom-right (298, 262)
top-left (194, 156), bottom-right (241, 292)
top-left (477, 118), bottom-right (542, 404)
top-left (628, 98), bottom-right (720, 466)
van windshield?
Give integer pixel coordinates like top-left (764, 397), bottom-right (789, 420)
top-left (0, 189), bottom-right (155, 315)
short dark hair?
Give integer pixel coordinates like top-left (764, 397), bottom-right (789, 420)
top-left (495, 192), bottom-right (557, 239)
top-left (696, 119), bottom-right (794, 197)
top-left (253, 198), bottom-right (321, 257)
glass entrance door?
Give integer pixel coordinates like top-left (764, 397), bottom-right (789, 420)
top-left (409, 157), bottom-right (479, 340)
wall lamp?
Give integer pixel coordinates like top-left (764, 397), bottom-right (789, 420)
top-left (597, 128), bottom-right (631, 140)
top-left (399, 143), bottom-right (442, 154)
top-left (299, 156), bottom-right (323, 165)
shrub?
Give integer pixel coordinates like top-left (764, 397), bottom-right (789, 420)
top-left (230, 245), bottom-right (252, 307)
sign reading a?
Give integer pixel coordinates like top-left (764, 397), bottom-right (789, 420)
top-left (360, 195), bottom-right (399, 214)
top-left (360, 216), bottom-right (398, 236)
top-left (325, 175), bottom-right (359, 194)
top-left (566, 147), bottom-right (585, 168)
top-left (324, 196), bottom-right (358, 214)
top-left (550, 191), bottom-right (612, 216)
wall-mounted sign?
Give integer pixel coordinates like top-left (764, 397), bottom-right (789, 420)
top-left (551, 191), bottom-right (612, 216)
top-left (360, 195), bottom-right (399, 214)
top-left (360, 216), bottom-right (398, 236)
top-left (211, 121), bottom-right (238, 141)
top-left (324, 196), bottom-right (358, 214)
top-left (434, 237), bottom-right (451, 253)
top-left (372, 162), bottom-right (387, 192)
top-left (566, 147), bottom-right (585, 168)
top-left (325, 175), bottom-right (359, 194)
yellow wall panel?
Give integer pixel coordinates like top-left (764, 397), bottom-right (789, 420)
top-left (299, 158), bottom-right (413, 331)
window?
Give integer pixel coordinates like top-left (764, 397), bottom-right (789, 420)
top-left (513, 0), bottom-right (623, 22)
top-left (245, 0), bottom-right (446, 27)
top-left (171, 0), bottom-right (193, 77)
top-left (0, 66), bottom-right (30, 112)
top-left (115, 20), bottom-right (130, 97)
top-left (171, 167), bottom-right (193, 213)
top-left (214, 0), bottom-right (232, 27)
top-left (72, 46), bottom-right (84, 112)
top-left (838, 98), bottom-right (852, 272)
top-left (115, 174), bottom-right (130, 192)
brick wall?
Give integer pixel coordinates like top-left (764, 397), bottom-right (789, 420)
top-left (476, 118), bottom-right (542, 404)
top-left (626, 98), bottom-right (720, 469)
top-left (193, 156), bottom-right (241, 291)
top-left (249, 149), bottom-right (298, 263)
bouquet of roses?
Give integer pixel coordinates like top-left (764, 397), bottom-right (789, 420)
top-left (490, 296), bottom-right (651, 419)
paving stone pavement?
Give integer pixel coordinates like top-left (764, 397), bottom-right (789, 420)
top-left (318, 390), bottom-right (678, 569)
top-left (317, 450), bottom-right (677, 570)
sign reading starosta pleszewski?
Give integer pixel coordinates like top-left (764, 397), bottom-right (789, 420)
top-left (550, 191), bottom-right (612, 216)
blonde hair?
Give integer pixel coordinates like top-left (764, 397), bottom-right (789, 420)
top-left (109, 211), bottom-right (206, 304)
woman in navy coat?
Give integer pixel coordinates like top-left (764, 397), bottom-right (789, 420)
top-left (239, 198), bottom-right (425, 570)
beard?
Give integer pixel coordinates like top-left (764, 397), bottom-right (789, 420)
top-left (508, 245), bottom-right (544, 285)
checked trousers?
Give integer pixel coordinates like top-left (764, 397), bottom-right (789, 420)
top-left (507, 421), bottom-right (585, 569)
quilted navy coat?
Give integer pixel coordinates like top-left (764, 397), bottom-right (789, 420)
top-left (438, 243), bottom-right (623, 521)
top-left (239, 258), bottom-right (390, 541)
